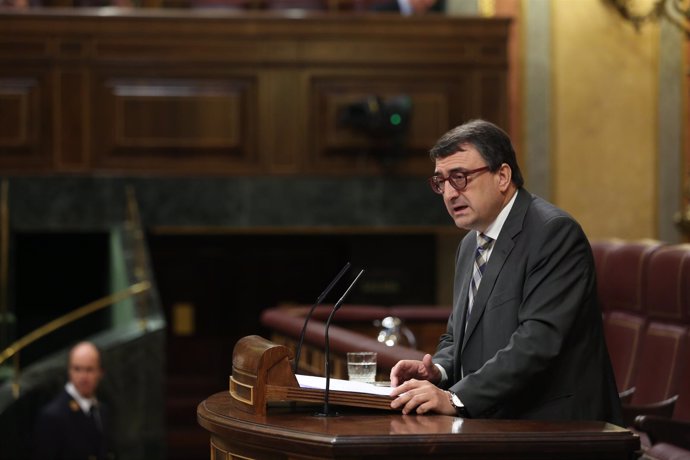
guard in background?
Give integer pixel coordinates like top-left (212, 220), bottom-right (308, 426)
top-left (32, 341), bottom-right (112, 460)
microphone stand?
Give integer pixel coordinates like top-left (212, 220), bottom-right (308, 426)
top-left (293, 262), bottom-right (351, 375)
top-left (316, 268), bottom-right (365, 417)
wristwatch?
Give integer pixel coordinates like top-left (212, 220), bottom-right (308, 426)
top-left (447, 391), bottom-right (468, 417)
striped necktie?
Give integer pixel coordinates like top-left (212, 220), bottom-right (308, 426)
top-left (467, 233), bottom-right (494, 320)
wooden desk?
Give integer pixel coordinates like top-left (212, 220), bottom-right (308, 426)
top-left (197, 391), bottom-right (640, 459)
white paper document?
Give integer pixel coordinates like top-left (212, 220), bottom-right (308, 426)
top-left (296, 374), bottom-right (393, 397)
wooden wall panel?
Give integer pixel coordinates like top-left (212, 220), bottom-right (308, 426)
top-left (0, 75), bottom-right (51, 169)
top-left (93, 76), bottom-right (257, 173)
top-left (258, 70), bottom-right (305, 174)
top-left (0, 10), bottom-right (510, 176)
top-left (55, 69), bottom-right (89, 170)
top-left (309, 76), bottom-right (456, 174)
top-left (0, 81), bottom-right (32, 148)
top-left (478, 72), bottom-right (509, 128)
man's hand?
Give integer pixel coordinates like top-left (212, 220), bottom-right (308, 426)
top-left (389, 353), bottom-right (441, 387)
top-left (389, 379), bottom-right (456, 415)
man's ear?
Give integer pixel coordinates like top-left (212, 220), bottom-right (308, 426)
top-left (497, 163), bottom-right (512, 191)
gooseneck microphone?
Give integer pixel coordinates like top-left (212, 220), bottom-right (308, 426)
top-left (317, 268), bottom-right (365, 417)
top-left (293, 262), bottom-right (352, 375)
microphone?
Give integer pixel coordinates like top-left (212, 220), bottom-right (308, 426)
top-left (293, 262), bottom-right (351, 375)
top-left (317, 268), bottom-right (365, 417)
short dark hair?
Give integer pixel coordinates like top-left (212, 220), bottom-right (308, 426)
top-left (429, 119), bottom-right (524, 188)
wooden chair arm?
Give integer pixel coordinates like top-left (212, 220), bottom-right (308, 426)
top-left (618, 387), bottom-right (635, 405)
top-left (622, 395), bottom-right (678, 427)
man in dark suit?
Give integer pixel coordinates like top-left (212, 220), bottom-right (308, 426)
top-left (389, 119), bottom-right (622, 425)
top-left (32, 341), bottom-right (111, 460)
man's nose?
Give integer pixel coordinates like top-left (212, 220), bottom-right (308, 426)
top-left (443, 184), bottom-right (459, 199)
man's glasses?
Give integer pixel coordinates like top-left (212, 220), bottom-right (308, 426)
top-left (428, 166), bottom-right (491, 194)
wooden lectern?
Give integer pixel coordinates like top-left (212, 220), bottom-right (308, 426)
top-left (198, 335), bottom-right (640, 459)
top-left (229, 335), bottom-right (393, 415)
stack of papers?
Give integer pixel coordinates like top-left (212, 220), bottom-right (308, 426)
top-left (296, 374), bottom-right (392, 397)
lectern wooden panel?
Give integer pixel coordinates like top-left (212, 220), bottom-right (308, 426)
top-left (200, 335), bottom-right (639, 459)
top-left (229, 335), bottom-right (394, 415)
top-left (198, 392), bottom-right (640, 460)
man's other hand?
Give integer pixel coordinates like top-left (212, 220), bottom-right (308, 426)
top-left (389, 353), bottom-right (441, 387)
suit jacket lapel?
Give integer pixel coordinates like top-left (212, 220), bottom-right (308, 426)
top-left (462, 188), bottom-right (531, 349)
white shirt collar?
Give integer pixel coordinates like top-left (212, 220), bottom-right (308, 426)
top-left (65, 382), bottom-right (96, 414)
top-left (479, 189), bottom-right (519, 255)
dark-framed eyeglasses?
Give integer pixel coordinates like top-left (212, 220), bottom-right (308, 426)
top-left (428, 166), bottom-right (491, 194)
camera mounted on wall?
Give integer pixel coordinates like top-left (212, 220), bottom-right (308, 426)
top-left (338, 94), bottom-right (413, 171)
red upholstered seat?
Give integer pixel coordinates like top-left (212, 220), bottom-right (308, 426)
top-left (605, 310), bottom-right (647, 394)
top-left (643, 245), bottom-right (690, 324)
top-left (669, 246), bottom-right (690, 422)
top-left (628, 322), bottom-right (688, 407)
top-left (633, 245), bottom-right (690, 406)
top-left (590, 239), bottom-right (623, 316)
top-left (635, 328), bottom-right (690, 458)
top-left (599, 240), bottom-right (663, 313)
top-left (671, 330), bottom-right (690, 422)
top-left (622, 244), bottom-right (690, 426)
top-left (599, 240), bottom-right (664, 394)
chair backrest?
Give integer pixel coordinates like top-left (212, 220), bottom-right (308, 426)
top-left (590, 239), bottom-right (623, 314)
top-left (672, 330), bottom-right (690, 422)
top-left (599, 240), bottom-right (663, 313)
top-left (630, 245), bottom-right (690, 406)
top-left (605, 310), bottom-right (647, 393)
top-left (644, 245), bottom-right (690, 325)
top-left (666, 248), bottom-right (690, 421)
top-left (599, 240), bottom-right (664, 393)
top-left (629, 322), bottom-right (689, 406)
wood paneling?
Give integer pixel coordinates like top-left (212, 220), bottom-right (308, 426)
top-left (310, 76), bottom-right (453, 174)
top-left (0, 9), bottom-right (510, 175)
top-left (0, 75), bottom-right (50, 169)
top-left (93, 77), bottom-right (257, 171)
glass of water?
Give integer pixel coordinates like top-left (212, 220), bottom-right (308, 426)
top-left (347, 351), bottom-right (377, 383)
